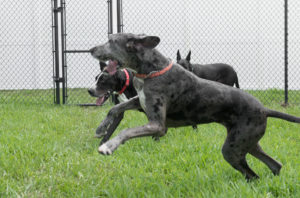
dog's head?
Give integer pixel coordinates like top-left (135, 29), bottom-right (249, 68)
top-left (176, 50), bottom-right (193, 71)
top-left (88, 61), bottom-right (120, 105)
top-left (90, 33), bottom-right (160, 72)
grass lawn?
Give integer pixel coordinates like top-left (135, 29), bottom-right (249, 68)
top-left (0, 101), bottom-right (300, 197)
top-left (1, 88), bottom-right (300, 105)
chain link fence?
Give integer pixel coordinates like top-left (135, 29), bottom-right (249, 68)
top-left (0, 0), bottom-right (299, 105)
top-left (289, 0), bottom-right (300, 103)
top-left (0, 0), bottom-right (53, 104)
top-left (122, 0), bottom-right (300, 104)
top-left (0, 0), bottom-right (109, 105)
top-left (63, 0), bottom-right (108, 104)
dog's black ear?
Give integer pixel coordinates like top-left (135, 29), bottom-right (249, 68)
top-left (127, 36), bottom-right (160, 52)
top-left (186, 50), bottom-right (191, 62)
top-left (140, 36), bottom-right (160, 49)
top-left (99, 61), bottom-right (107, 71)
top-left (176, 50), bottom-right (181, 62)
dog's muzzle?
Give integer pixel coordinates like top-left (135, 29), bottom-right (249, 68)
top-left (90, 47), bottom-right (97, 55)
top-left (88, 89), bottom-right (110, 106)
top-left (88, 89), bottom-right (96, 97)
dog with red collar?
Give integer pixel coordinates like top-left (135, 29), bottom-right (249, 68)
top-left (88, 61), bottom-right (138, 144)
top-left (89, 61), bottom-right (137, 106)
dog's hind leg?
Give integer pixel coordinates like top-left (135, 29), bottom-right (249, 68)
top-left (222, 140), bottom-right (259, 180)
top-left (249, 144), bottom-right (282, 175)
top-left (221, 127), bottom-right (260, 180)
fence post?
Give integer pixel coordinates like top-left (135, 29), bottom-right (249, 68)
top-left (53, 0), bottom-right (60, 104)
top-left (284, 0), bottom-right (288, 105)
top-left (61, 0), bottom-right (66, 104)
top-left (108, 0), bottom-right (113, 35)
top-left (117, 0), bottom-right (123, 33)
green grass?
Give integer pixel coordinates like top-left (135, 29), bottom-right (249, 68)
top-left (0, 89), bottom-right (54, 104)
top-left (0, 88), bottom-right (95, 105)
top-left (1, 88), bottom-right (300, 105)
top-left (0, 102), bottom-right (299, 197)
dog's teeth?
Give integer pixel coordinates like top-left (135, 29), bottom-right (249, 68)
top-left (98, 144), bottom-right (112, 155)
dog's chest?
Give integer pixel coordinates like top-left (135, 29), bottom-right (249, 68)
top-left (116, 93), bottom-right (128, 103)
top-left (133, 77), bottom-right (146, 111)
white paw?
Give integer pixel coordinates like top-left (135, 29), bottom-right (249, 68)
top-left (98, 144), bottom-right (112, 155)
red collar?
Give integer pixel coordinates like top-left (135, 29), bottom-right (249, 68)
top-left (134, 61), bottom-right (173, 79)
top-left (119, 69), bottom-right (130, 94)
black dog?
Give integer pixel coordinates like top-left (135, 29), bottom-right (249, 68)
top-left (89, 61), bottom-right (137, 144)
top-left (177, 50), bottom-right (240, 88)
top-left (96, 61), bottom-right (137, 105)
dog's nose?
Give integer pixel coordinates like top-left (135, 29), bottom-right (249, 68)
top-left (88, 89), bottom-right (94, 96)
top-left (90, 47), bottom-right (96, 54)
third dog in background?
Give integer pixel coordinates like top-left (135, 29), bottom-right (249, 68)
top-left (177, 50), bottom-right (240, 88)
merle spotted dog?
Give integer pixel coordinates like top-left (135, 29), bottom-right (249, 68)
top-left (89, 33), bottom-right (300, 180)
top-left (88, 60), bottom-right (138, 144)
top-left (177, 50), bottom-right (240, 88)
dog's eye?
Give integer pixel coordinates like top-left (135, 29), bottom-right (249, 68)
top-left (99, 61), bottom-right (107, 70)
top-left (102, 71), bottom-right (109, 76)
top-left (95, 73), bottom-right (104, 81)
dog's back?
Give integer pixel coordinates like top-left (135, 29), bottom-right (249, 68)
top-left (176, 50), bottom-right (240, 88)
top-left (193, 63), bottom-right (240, 88)
top-left (145, 64), bottom-right (259, 127)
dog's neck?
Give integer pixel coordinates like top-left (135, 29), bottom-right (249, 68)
top-left (136, 49), bottom-right (170, 74)
top-left (188, 63), bottom-right (194, 72)
top-left (114, 70), bottom-right (127, 92)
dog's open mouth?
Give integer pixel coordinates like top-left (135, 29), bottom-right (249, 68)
top-left (107, 59), bottom-right (119, 68)
top-left (100, 59), bottom-right (119, 75)
top-left (98, 55), bottom-right (120, 66)
top-left (96, 93), bottom-right (110, 106)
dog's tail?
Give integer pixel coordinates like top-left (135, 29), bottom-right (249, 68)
top-left (235, 73), bottom-right (240, 88)
top-left (265, 108), bottom-right (300, 123)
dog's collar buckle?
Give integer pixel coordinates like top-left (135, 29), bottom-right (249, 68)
top-left (134, 61), bottom-right (173, 79)
top-left (119, 69), bottom-right (130, 94)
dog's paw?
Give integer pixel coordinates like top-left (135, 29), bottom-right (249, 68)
top-left (95, 119), bottom-right (112, 138)
top-left (94, 128), bottom-right (107, 138)
top-left (152, 135), bottom-right (160, 141)
top-left (98, 144), bottom-right (112, 155)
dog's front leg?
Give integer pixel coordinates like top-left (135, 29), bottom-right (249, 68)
top-left (99, 112), bottom-right (124, 145)
top-left (95, 96), bottom-right (141, 138)
top-left (98, 121), bottom-right (166, 155)
top-left (98, 94), bottom-right (168, 155)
